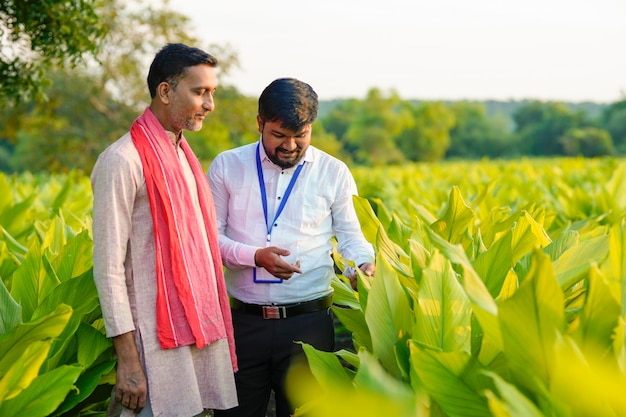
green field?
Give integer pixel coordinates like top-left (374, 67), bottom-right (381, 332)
top-left (1, 157), bottom-right (625, 417)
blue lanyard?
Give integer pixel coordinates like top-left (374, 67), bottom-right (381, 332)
top-left (256, 143), bottom-right (305, 245)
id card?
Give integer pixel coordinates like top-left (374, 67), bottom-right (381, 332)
top-left (253, 267), bottom-right (283, 284)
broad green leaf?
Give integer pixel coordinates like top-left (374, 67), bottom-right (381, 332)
top-left (483, 371), bottom-right (544, 417)
top-left (553, 234), bottom-right (609, 290)
top-left (510, 211), bottom-right (552, 262)
top-left (604, 162), bottom-right (626, 213)
top-left (31, 272), bottom-right (98, 321)
top-left (414, 251), bottom-right (471, 352)
top-left (42, 216), bottom-right (66, 256)
top-left (0, 364), bottom-right (83, 417)
top-left (0, 195), bottom-right (36, 238)
top-left (0, 304), bottom-right (72, 374)
top-left (409, 343), bottom-right (492, 417)
top-left (11, 240), bottom-right (60, 321)
top-left (0, 340), bottom-right (50, 401)
top-left (499, 250), bottom-right (563, 391)
top-left (1, 227), bottom-right (28, 261)
top-left (0, 278), bottom-right (21, 335)
top-left (571, 266), bottom-right (621, 355)
top-left (365, 253), bottom-right (412, 377)
top-left (299, 342), bottom-right (354, 389)
top-left (76, 323), bottom-right (112, 368)
top-left (291, 348), bottom-right (414, 417)
top-left (601, 222), bottom-right (626, 315)
top-left (473, 231), bottom-right (513, 298)
top-left (330, 275), bottom-right (360, 310)
top-left (431, 186), bottom-right (475, 245)
top-left (331, 306), bottom-right (371, 352)
top-left (50, 229), bottom-right (93, 282)
top-left (53, 355), bottom-right (116, 415)
top-left (426, 227), bottom-right (502, 350)
top-left (354, 195), bottom-right (411, 275)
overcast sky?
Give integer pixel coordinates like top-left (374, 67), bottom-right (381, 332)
top-left (152, 0), bottom-right (626, 103)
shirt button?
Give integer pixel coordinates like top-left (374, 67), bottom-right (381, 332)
top-left (277, 196), bottom-right (281, 200)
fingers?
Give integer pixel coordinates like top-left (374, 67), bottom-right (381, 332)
top-left (114, 370), bottom-right (147, 413)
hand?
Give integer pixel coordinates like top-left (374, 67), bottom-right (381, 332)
top-left (112, 333), bottom-right (147, 413)
top-left (347, 262), bottom-right (376, 290)
top-left (254, 246), bottom-right (302, 280)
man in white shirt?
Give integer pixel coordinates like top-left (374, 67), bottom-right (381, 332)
top-left (207, 77), bottom-right (375, 417)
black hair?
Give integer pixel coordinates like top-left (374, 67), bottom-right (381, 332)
top-left (258, 78), bottom-right (318, 131)
top-left (147, 43), bottom-right (218, 99)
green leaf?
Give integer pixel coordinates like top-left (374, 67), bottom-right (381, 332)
top-left (0, 364), bottom-right (83, 417)
top-left (11, 239), bottom-right (60, 321)
top-left (364, 252), bottom-right (412, 377)
top-left (426, 227), bottom-right (502, 350)
top-left (499, 249), bottom-right (564, 391)
top-left (409, 343), bottom-right (492, 417)
top-left (331, 306), bottom-right (371, 353)
top-left (0, 340), bottom-right (51, 402)
top-left (0, 278), bottom-right (22, 335)
top-left (76, 323), bottom-right (112, 368)
top-left (431, 186), bottom-right (475, 245)
top-left (483, 371), bottom-right (544, 417)
top-left (0, 304), bottom-right (72, 375)
top-left (571, 266), bottom-right (621, 355)
top-left (414, 251), bottom-right (471, 352)
top-left (300, 342), bottom-right (354, 388)
top-left (553, 234), bottom-right (609, 290)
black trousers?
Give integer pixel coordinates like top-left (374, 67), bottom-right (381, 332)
top-left (214, 308), bottom-right (335, 417)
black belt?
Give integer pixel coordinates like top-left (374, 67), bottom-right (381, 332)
top-left (230, 294), bottom-right (333, 319)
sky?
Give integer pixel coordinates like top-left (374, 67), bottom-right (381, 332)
top-left (150, 0), bottom-right (626, 103)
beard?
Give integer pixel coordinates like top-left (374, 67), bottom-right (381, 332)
top-left (266, 146), bottom-right (304, 169)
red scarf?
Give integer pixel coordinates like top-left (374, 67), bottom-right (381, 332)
top-left (131, 107), bottom-right (236, 371)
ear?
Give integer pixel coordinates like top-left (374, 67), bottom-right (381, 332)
top-left (157, 82), bottom-right (171, 105)
top-left (256, 115), bottom-right (263, 134)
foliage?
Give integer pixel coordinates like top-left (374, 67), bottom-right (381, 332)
top-left (0, 172), bottom-right (113, 416)
top-left (0, 0), bottom-right (243, 173)
top-left (512, 101), bottom-right (591, 156)
top-left (0, 0), bottom-right (107, 103)
top-left (292, 157), bottom-right (626, 417)
top-left (601, 99), bottom-right (626, 152)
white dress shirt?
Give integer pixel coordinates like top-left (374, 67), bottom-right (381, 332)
top-left (207, 139), bottom-right (374, 305)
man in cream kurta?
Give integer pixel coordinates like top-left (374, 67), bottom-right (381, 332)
top-left (91, 43), bottom-right (237, 417)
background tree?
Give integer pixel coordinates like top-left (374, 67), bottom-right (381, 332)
top-left (337, 89), bottom-right (410, 165)
top-left (446, 102), bottom-right (512, 159)
top-left (396, 102), bottom-right (455, 162)
top-left (558, 127), bottom-right (614, 157)
top-left (0, 0), bottom-right (245, 173)
top-left (0, 0), bottom-right (107, 102)
top-left (512, 101), bottom-right (588, 156)
top-left (600, 98), bottom-right (626, 153)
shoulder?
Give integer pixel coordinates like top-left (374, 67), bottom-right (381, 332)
top-left (307, 146), bottom-right (350, 173)
top-left (91, 132), bottom-right (142, 183)
top-left (210, 142), bottom-right (257, 169)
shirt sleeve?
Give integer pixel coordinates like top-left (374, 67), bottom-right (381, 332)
top-left (207, 155), bottom-right (258, 269)
top-left (332, 164), bottom-right (375, 267)
top-left (90, 147), bottom-right (137, 338)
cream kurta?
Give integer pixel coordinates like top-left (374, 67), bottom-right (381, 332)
top-left (91, 132), bottom-right (237, 417)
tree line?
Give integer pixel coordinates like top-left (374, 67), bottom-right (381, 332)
top-left (1, 0), bottom-right (625, 173)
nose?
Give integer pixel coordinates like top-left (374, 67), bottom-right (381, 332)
top-left (203, 93), bottom-right (215, 112)
top-left (282, 137), bottom-right (297, 150)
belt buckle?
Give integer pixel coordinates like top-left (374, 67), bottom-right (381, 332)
top-left (262, 305), bottom-right (285, 319)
